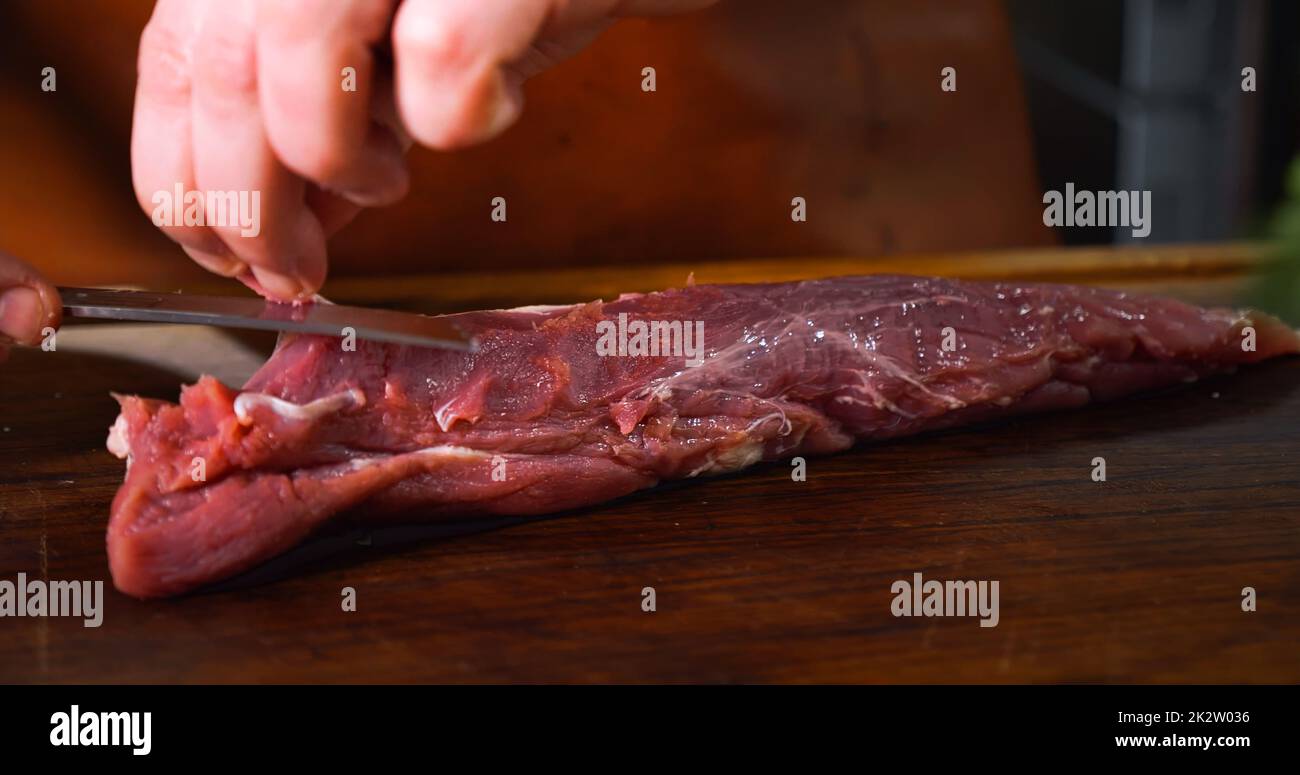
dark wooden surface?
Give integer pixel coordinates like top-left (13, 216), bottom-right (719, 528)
top-left (2, 247), bottom-right (1298, 683)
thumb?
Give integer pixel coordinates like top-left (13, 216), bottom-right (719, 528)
top-left (0, 252), bottom-right (62, 347)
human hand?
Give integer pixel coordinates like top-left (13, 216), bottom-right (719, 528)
top-left (131, 0), bottom-right (717, 301)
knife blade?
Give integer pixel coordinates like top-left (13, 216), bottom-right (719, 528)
top-left (57, 287), bottom-right (477, 351)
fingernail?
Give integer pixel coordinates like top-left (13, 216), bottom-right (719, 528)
top-left (186, 247), bottom-right (247, 278)
top-left (340, 181), bottom-right (404, 209)
top-left (0, 286), bottom-right (46, 345)
top-left (480, 70), bottom-right (520, 142)
top-left (340, 127), bottom-right (410, 207)
top-left (249, 263), bottom-right (325, 305)
top-left (256, 267), bottom-right (312, 301)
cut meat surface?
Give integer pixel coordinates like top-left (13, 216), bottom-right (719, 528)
top-left (105, 275), bottom-right (1300, 597)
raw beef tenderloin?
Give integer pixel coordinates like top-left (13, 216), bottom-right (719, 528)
top-left (105, 275), bottom-right (1300, 597)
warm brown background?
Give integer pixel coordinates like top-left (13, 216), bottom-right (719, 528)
top-left (0, 0), bottom-right (1052, 289)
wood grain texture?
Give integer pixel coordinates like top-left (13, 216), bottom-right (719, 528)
top-left (1, 247), bottom-right (1297, 684)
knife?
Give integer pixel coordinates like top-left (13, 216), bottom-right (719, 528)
top-left (57, 287), bottom-right (477, 351)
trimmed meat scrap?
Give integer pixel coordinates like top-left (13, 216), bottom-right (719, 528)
top-left (105, 275), bottom-right (1300, 597)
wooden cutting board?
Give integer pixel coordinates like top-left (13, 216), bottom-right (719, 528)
top-left (2, 244), bottom-right (1297, 683)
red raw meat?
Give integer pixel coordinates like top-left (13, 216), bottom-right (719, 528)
top-left (105, 275), bottom-right (1300, 597)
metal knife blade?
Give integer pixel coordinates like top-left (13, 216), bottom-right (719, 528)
top-left (57, 287), bottom-right (477, 351)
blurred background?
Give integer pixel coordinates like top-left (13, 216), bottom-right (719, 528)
top-left (0, 0), bottom-right (1296, 288)
top-left (1013, 0), bottom-right (1296, 244)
